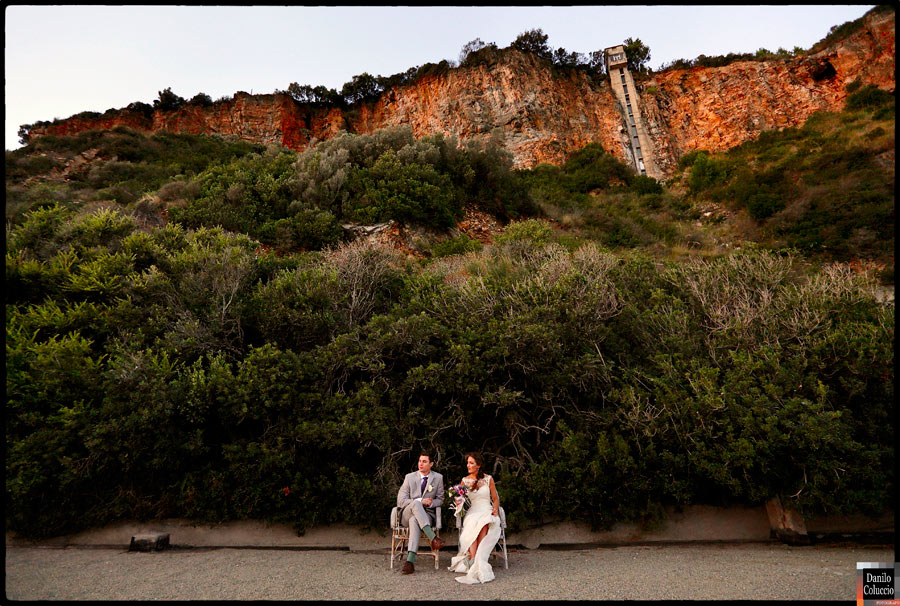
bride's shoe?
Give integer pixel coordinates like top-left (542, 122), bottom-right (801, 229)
top-left (448, 555), bottom-right (471, 573)
top-left (454, 557), bottom-right (478, 583)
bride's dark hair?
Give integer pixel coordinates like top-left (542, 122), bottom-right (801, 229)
top-left (464, 452), bottom-right (485, 489)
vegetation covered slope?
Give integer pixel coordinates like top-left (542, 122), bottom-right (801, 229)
top-left (675, 83), bottom-right (894, 278)
top-left (5, 83), bottom-right (894, 539)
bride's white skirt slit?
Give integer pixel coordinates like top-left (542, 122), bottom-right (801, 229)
top-left (448, 511), bottom-right (502, 584)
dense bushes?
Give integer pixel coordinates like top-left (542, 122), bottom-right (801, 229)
top-left (6, 203), bottom-right (893, 538)
top-left (153, 87), bottom-right (186, 112)
top-left (658, 47), bottom-right (801, 72)
top-left (345, 152), bottom-right (457, 227)
top-left (8, 126), bottom-right (535, 254)
top-left (167, 147), bottom-right (316, 244)
top-left (287, 126), bottom-right (533, 229)
top-left (514, 144), bottom-right (682, 251)
top-left (5, 128), bottom-right (266, 226)
top-left (518, 143), bottom-right (654, 210)
top-left (845, 83), bottom-right (895, 111)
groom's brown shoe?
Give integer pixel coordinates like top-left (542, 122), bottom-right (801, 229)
top-left (430, 536), bottom-right (445, 551)
top-left (401, 561), bottom-right (414, 575)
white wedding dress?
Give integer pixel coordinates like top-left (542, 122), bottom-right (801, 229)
top-left (448, 475), bottom-right (501, 584)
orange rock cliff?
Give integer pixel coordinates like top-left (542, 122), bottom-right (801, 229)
top-left (24, 9), bottom-right (894, 180)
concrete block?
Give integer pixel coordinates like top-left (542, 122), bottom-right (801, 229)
top-left (129, 532), bottom-right (170, 552)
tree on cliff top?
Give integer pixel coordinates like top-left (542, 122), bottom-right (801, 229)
top-left (282, 83), bottom-right (342, 106)
top-left (153, 87), bottom-right (186, 112)
top-left (340, 72), bottom-right (383, 105)
top-left (623, 37), bottom-right (651, 74)
top-left (459, 37), bottom-right (488, 64)
top-left (511, 28), bottom-right (552, 61)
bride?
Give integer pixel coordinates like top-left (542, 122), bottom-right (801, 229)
top-left (448, 453), bottom-right (502, 584)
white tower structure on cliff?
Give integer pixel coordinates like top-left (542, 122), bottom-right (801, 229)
top-left (605, 45), bottom-right (656, 178)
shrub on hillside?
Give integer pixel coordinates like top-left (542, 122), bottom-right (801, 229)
top-left (344, 151), bottom-right (458, 228)
top-left (261, 206), bottom-right (345, 252)
top-left (630, 174), bottom-right (663, 195)
top-left (687, 152), bottom-right (729, 194)
top-left (6, 129), bottom-right (267, 230)
top-left (563, 143), bottom-right (633, 192)
top-left (494, 218), bottom-right (554, 247)
top-left (187, 93), bottom-right (214, 107)
top-left (291, 127), bottom-right (532, 228)
top-left (430, 234), bottom-right (482, 258)
top-left (845, 84), bottom-right (894, 111)
top-left (168, 149), bottom-right (297, 238)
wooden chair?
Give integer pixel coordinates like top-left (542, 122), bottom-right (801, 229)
top-left (454, 506), bottom-right (508, 569)
top-left (390, 505), bottom-right (442, 569)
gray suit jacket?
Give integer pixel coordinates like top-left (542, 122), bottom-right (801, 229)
top-left (397, 471), bottom-right (444, 510)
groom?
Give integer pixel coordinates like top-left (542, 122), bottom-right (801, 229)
top-left (397, 452), bottom-right (445, 575)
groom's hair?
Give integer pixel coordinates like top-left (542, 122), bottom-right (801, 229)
top-left (419, 452), bottom-right (433, 463)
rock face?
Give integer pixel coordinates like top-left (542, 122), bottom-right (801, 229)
top-left (638, 8), bottom-right (895, 176)
top-left (25, 9), bottom-right (894, 179)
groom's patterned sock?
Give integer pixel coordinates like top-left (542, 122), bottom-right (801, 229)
top-left (422, 525), bottom-right (436, 541)
top-left (406, 551), bottom-right (417, 563)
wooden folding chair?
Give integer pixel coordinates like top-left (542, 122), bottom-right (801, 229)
top-left (390, 505), bottom-right (442, 569)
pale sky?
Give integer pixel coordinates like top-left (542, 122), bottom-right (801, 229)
top-left (5, 4), bottom-right (875, 151)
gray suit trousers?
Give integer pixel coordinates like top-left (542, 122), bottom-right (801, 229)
top-left (400, 500), bottom-right (435, 553)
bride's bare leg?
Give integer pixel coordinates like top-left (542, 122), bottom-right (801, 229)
top-left (468, 524), bottom-right (489, 560)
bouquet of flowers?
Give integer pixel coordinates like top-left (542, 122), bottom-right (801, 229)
top-left (447, 484), bottom-right (471, 520)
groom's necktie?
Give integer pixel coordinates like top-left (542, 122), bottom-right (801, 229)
top-left (420, 476), bottom-right (428, 496)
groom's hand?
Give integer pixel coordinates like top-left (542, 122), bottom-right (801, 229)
top-left (422, 497), bottom-right (433, 507)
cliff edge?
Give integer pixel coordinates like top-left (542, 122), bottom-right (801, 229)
top-left (23, 8), bottom-right (894, 180)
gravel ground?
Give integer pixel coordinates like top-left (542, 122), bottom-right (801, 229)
top-left (6, 542), bottom-right (892, 600)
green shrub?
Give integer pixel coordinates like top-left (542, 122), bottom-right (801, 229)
top-left (562, 143), bottom-right (633, 192)
top-left (746, 191), bottom-right (785, 220)
top-left (630, 174), bottom-right (663, 195)
top-left (677, 149), bottom-right (707, 170)
top-left (430, 234), bottom-right (482, 258)
top-left (688, 152), bottom-right (729, 193)
top-left (187, 92), bottom-right (214, 107)
top-left (846, 84), bottom-right (894, 111)
top-left (7, 203), bottom-right (71, 258)
top-left (494, 218), bottom-right (553, 247)
top-left (6, 129), bottom-right (267, 230)
top-left (291, 127), bottom-right (532, 226)
top-left (345, 151), bottom-right (458, 228)
top-left (153, 87), bottom-right (186, 112)
top-left (262, 206), bottom-right (345, 252)
top-left (168, 149), bottom-right (297, 238)
top-left (247, 265), bottom-right (341, 352)
top-left (6, 330), bottom-right (106, 536)
top-left (62, 207), bottom-right (136, 250)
